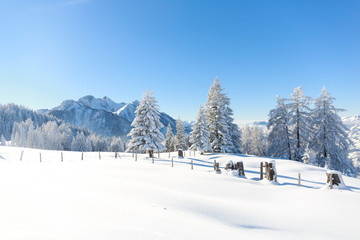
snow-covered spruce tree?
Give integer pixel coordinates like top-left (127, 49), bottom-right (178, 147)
top-left (267, 95), bottom-right (292, 159)
top-left (126, 91), bottom-right (165, 157)
top-left (287, 87), bottom-right (312, 161)
top-left (250, 126), bottom-right (267, 156)
top-left (165, 124), bottom-right (175, 152)
top-left (190, 105), bottom-right (212, 154)
top-left (205, 77), bottom-right (234, 153)
top-left (240, 125), bottom-right (252, 154)
top-left (174, 118), bottom-right (187, 150)
top-left (310, 87), bottom-right (356, 175)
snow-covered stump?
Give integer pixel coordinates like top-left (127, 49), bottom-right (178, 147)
top-left (235, 161), bottom-right (245, 176)
top-left (225, 160), bottom-right (234, 170)
top-left (178, 149), bottom-right (183, 158)
top-left (326, 170), bottom-right (347, 189)
top-left (265, 161), bottom-right (277, 182)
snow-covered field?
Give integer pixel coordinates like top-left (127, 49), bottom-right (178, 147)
top-left (1, 146), bottom-right (360, 240)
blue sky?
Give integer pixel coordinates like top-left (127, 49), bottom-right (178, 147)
top-left (0, 0), bottom-right (359, 122)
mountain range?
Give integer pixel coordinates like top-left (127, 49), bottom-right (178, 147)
top-left (42, 95), bottom-right (187, 138)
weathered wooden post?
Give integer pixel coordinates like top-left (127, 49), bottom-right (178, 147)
top-left (326, 171), bottom-right (343, 189)
top-left (99, 152), bottom-right (101, 160)
top-left (172, 157), bottom-right (174, 167)
top-left (152, 156), bottom-right (154, 163)
top-left (225, 160), bottom-right (234, 170)
top-left (135, 153), bottom-right (137, 161)
top-left (61, 152), bottom-right (63, 162)
top-left (214, 160), bottom-right (217, 171)
top-left (81, 152), bottom-right (84, 160)
top-left (39, 153), bottom-right (42, 163)
top-left (265, 161), bottom-right (277, 181)
top-left (235, 161), bottom-right (245, 176)
top-left (298, 173), bottom-right (301, 186)
top-left (260, 162), bottom-right (264, 180)
top-left (168, 152), bottom-right (170, 158)
top-left (191, 159), bottom-right (193, 170)
top-left (178, 149), bottom-right (183, 158)
top-left (214, 162), bottom-right (220, 173)
top-left (20, 150), bottom-right (24, 161)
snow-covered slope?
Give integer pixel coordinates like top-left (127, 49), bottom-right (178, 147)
top-left (342, 115), bottom-right (360, 129)
top-left (1, 146), bottom-right (359, 240)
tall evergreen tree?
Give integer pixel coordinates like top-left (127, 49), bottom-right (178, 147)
top-left (287, 87), bottom-right (312, 161)
top-left (250, 126), bottom-right (266, 156)
top-left (267, 95), bottom-right (292, 159)
top-left (165, 124), bottom-right (175, 152)
top-left (240, 125), bottom-right (252, 154)
top-left (174, 118), bottom-right (187, 150)
top-left (310, 87), bottom-right (356, 175)
top-left (126, 91), bottom-right (165, 157)
top-left (190, 105), bottom-right (212, 154)
top-left (205, 77), bottom-right (234, 153)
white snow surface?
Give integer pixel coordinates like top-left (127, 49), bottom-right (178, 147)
top-left (1, 146), bottom-right (360, 240)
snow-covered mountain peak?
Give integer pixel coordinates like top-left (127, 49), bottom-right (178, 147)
top-left (53, 100), bottom-right (81, 111)
top-left (77, 95), bottom-right (125, 112)
top-left (342, 115), bottom-right (360, 128)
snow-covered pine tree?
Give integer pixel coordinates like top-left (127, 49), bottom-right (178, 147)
top-left (165, 123), bottom-right (175, 152)
top-left (174, 118), bottom-right (187, 150)
top-left (287, 87), bottom-right (312, 161)
top-left (205, 77), bottom-right (234, 153)
top-left (240, 125), bottom-right (252, 154)
top-left (267, 95), bottom-right (292, 159)
top-left (310, 87), bottom-right (356, 175)
top-left (250, 126), bottom-right (266, 156)
top-left (126, 91), bottom-right (165, 157)
top-left (190, 105), bottom-right (212, 154)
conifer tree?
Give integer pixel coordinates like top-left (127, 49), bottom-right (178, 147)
top-left (190, 105), bottom-right (212, 154)
top-left (126, 91), bottom-right (165, 157)
top-left (174, 118), bottom-right (187, 150)
top-left (267, 95), bottom-right (292, 159)
top-left (165, 124), bottom-right (175, 152)
top-left (310, 87), bottom-right (356, 175)
top-left (205, 77), bottom-right (234, 152)
top-left (240, 125), bottom-right (252, 154)
top-left (250, 126), bottom-right (266, 156)
top-left (287, 87), bottom-right (312, 161)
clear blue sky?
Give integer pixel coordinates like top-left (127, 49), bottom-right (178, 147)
top-left (1, 0), bottom-right (359, 122)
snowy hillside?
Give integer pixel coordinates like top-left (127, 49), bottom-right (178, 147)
top-left (1, 146), bottom-right (359, 240)
top-left (47, 95), bottom-right (181, 137)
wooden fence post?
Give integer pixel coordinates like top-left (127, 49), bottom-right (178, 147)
top-left (152, 156), bottom-right (154, 164)
top-left (298, 173), bottom-right (301, 186)
top-left (132, 152), bottom-right (134, 158)
top-left (81, 152), bottom-right (84, 160)
top-left (191, 159), bottom-right (193, 170)
top-left (214, 160), bottom-right (217, 171)
top-left (260, 162), bottom-right (263, 180)
top-left (20, 150), bottom-right (24, 161)
top-left (135, 153), bottom-right (137, 161)
top-left (39, 153), bottom-right (42, 163)
top-left (99, 152), bottom-right (101, 160)
top-left (158, 152), bottom-right (160, 158)
top-left (172, 157), bottom-right (173, 167)
top-left (61, 152), bottom-right (63, 162)
top-left (168, 152), bottom-right (170, 158)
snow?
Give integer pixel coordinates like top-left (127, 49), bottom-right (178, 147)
top-left (1, 146), bottom-right (360, 240)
